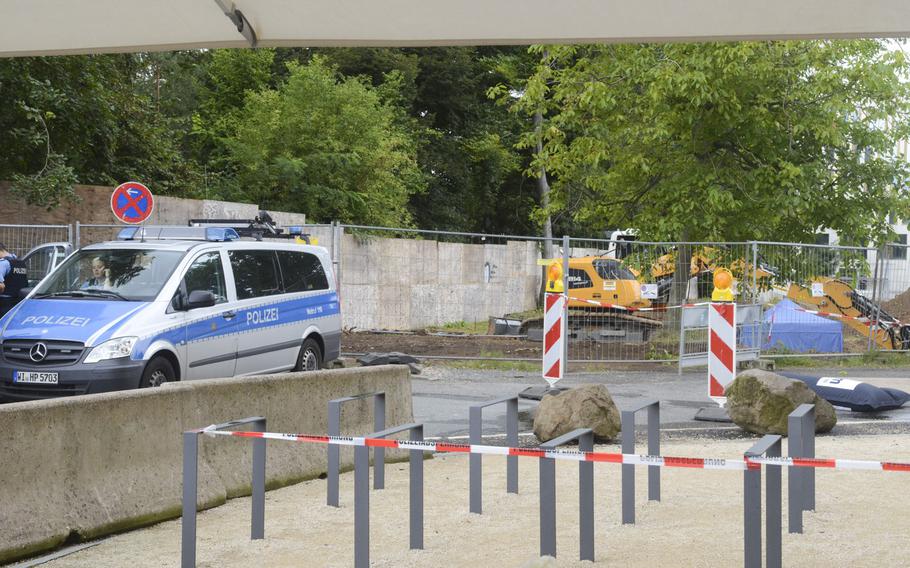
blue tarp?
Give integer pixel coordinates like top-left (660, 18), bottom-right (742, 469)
top-left (741, 298), bottom-right (843, 353)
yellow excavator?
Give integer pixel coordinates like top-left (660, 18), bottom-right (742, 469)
top-left (786, 279), bottom-right (910, 350)
top-left (531, 249), bottom-right (773, 343)
top-left (553, 256), bottom-right (663, 342)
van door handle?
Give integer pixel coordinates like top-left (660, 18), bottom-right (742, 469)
top-left (222, 311), bottom-right (236, 320)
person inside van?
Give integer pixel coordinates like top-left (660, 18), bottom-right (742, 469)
top-left (83, 256), bottom-right (112, 289)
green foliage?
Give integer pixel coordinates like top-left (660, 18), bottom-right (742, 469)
top-left (226, 58), bottom-right (424, 226)
top-left (773, 351), bottom-right (910, 369)
top-left (0, 53), bottom-right (199, 197)
top-left (9, 153), bottom-right (78, 210)
top-left (509, 41), bottom-right (910, 244)
top-left (189, 49), bottom-right (276, 174)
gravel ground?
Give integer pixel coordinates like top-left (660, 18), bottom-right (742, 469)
top-left (39, 433), bottom-right (910, 568)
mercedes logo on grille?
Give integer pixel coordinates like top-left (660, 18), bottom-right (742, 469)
top-left (29, 342), bottom-right (49, 363)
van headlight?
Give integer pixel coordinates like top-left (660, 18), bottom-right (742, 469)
top-left (85, 337), bottom-right (138, 363)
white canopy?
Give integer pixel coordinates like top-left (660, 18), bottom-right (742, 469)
top-left (1, 0), bottom-right (908, 58)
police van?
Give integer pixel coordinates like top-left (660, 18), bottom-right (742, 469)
top-left (0, 227), bottom-right (341, 402)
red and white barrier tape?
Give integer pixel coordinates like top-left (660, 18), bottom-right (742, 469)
top-left (567, 297), bottom-right (893, 327)
top-left (793, 307), bottom-right (872, 325)
top-left (566, 297), bottom-right (708, 312)
top-left (201, 427), bottom-right (910, 473)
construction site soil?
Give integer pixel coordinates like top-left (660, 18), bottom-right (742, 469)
top-left (882, 288), bottom-right (910, 321)
top-left (343, 331), bottom-right (656, 361)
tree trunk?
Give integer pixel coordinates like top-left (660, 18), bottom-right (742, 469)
top-left (535, 110), bottom-right (555, 307)
top-left (670, 231), bottom-right (692, 306)
top-left (535, 110), bottom-right (554, 261)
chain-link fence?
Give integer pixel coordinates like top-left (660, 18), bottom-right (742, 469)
top-left (0, 224), bottom-right (71, 257)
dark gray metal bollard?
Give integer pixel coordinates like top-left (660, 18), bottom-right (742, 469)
top-left (621, 399), bottom-right (660, 524)
top-left (409, 425), bottom-right (425, 550)
top-left (354, 444), bottom-right (370, 568)
top-left (354, 422), bottom-right (425, 568)
top-left (181, 417), bottom-right (267, 568)
top-left (539, 428), bottom-right (595, 561)
top-left (788, 404), bottom-right (815, 534)
top-left (181, 431), bottom-right (199, 568)
top-left (469, 395), bottom-right (519, 514)
top-left (328, 392), bottom-right (386, 507)
top-left (744, 435), bottom-right (782, 568)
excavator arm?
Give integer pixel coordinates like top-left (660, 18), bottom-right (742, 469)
top-left (787, 279), bottom-right (910, 350)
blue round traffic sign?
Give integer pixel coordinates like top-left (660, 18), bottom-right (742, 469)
top-left (111, 182), bottom-right (154, 224)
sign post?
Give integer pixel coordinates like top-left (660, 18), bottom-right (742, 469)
top-left (542, 259), bottom-right (567, 387)
top-left (111, 181), bottom-right (154, 224)
top-left (708, 302), bottom-right (737, 405)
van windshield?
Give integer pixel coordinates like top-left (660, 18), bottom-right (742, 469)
top-left (32, 249), bottom-right (185, 302)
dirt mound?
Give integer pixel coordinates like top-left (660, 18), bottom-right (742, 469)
top-left (882, 288), bottom-right (910, 321)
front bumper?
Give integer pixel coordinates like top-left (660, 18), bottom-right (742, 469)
top-left (0, 358), bottom-right (146, 403)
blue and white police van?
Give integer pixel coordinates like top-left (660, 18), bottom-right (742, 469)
top-left (0, 227), bottom-right (341, 402)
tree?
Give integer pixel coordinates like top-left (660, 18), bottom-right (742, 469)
top-left (226, 58), bottom-right (425, 226)
top-left (0, 54), bottom-right (198, 205)
top-left (512, 41), bottom-right (910, 245)
top-left (315, 47), bottom-right (534, 234)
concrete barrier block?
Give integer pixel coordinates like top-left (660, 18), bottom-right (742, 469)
top-left (0, 365), bottom-right (411, 564)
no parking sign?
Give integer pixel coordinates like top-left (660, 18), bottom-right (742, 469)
top-left (111, 181), bottom-right (154, 224)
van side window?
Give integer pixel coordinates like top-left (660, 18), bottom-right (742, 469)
top-left (277, 251), bottom-right (329, 292)
top-left (230, 250), bottom-right (282, 300)
top-left (181, 252), bottom-right (227, 304)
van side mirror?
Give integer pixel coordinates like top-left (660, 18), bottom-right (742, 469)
top-left (186, 290), bottom-right (216, 310)
top-left (19, 287), bottom-right (33, 300)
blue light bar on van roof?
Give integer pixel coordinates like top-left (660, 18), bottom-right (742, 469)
top-left (116, 226), bottom-right (241, 242)
top-left (117, 227), bottom-right (140, 240)
top-left (205, 227), bottom-right (241, 241)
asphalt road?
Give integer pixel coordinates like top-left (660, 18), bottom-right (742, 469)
top-left (412, 364), bottom-right (910, 440)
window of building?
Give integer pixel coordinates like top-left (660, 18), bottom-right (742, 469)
top-left (887, 234), bottom-right (908, 260)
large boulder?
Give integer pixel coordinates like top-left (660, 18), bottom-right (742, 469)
top-left (726, 369), bottom-right (837, 435)
top-left (533, 384), bottom-right (621, 442)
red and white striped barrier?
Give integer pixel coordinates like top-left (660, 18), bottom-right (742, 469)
top-left (709, 302), bottom-right (736, 404)
top-left (201, 427), bottom-right (910, 473)
top-left (543, 292), bottom-right (565, 385)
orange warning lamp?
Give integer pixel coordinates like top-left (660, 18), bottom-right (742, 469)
top-left (547, 261), bottom-right (564, 293)
top-left (711, 268), bottom-right (734, 302)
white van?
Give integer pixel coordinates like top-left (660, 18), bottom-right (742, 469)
top-left (0, 227), bottom-right (341, 402)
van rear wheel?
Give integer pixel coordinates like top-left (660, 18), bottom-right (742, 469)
top-left (295, 338), bottom-right (323, 372)
top-left (140, 356), bottom-right (175, 388)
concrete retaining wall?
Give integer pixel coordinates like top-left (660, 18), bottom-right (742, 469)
top-left (0, 365), bottom-right (411, 564)
top-left (339, 233), bottom-right (542, 330)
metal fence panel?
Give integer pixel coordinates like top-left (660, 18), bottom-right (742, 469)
top-left (563, 238), bottom-right (755, 363)
top-left (872, 241), bottom-right (910, 353)
top-left (75, 223), bottom-right (124, 249)
top-left (8, 215), bottom-right (904, 364)
top-left (754, 242), bottom-right (883, 356)
top-left (0, 224), bottom-right (71, 257)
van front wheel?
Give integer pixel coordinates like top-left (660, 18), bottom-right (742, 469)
top-left (140, 356), bottom-right (175, 388)
top-left (295, 338), bottom-right (323, 372)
